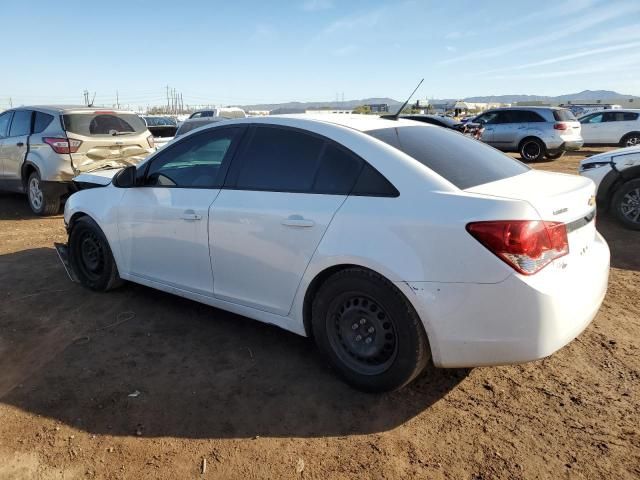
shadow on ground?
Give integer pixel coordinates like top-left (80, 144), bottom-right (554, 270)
top-left (0, 247), bottom-right (468, 439)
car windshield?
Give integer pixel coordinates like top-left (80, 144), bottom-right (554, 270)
top-left (366, 125), bottom-right (530, 189)
top-left (63, 112), bottom-right (147, 136)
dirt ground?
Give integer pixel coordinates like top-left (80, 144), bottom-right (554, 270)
top-left (0, 148), bottom-right (638, 479)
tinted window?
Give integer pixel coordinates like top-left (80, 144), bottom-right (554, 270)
top-left (33, 112), bottom-right (54, 134)
top-left (553, 109), bottom-right (577, 121)
top-left (145, 127), bottom-right (239, 188)
top-left (176, 118), bottom-right (224, 136)
top-left (0, 112), bottom-right (12, 138)
top-left (603, 111), bottom-right (640, 122)
top-left (312, 143), bottom-right (363, 194)
top-left (521, 111), bottom-right (545, 122)
top-left (475, 112), bottom-right (500, 125)
top-left (63, 113), bottom-right (147, 136)
top-left (351, 163), bottom-right (399, 197)
top-left (234, 126), bottom-right (324, 192)
top-left (367, 125), bottom-right (529, 189)
top-left (9, 110), bottom-right (32, 137)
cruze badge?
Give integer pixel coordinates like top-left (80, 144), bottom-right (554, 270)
top-left (553, 207), bottom-right (568, 215)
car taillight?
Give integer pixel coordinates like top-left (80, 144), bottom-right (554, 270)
top-left (466, 220), bottom-right (569, 275)
top-left (554, 122), bottom-right (569, 130)
top-left (147, 135), bottom-right (154, 148)
top-left (43, 137), bottom-right (82, 154)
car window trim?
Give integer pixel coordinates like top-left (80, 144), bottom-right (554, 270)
top-left (222, 123), bottom-right (395, 197)
top-left (139, 125), bottom-right (247, 189)
top-left (0, 111), bottom-right (13, 139)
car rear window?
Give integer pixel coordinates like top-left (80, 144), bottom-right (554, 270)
top-left (63, 112), bottom-right (147, 136)
top-left (553, 109), bottom-right (577, 121)
top-left (366, 125), bottom-right (529, 189)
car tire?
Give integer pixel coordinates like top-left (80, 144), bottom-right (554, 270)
top-left (545, 151), bottom-right (565, 160)
top-left (27, 171), bottom-right (60, 216)
top-left (620, 133), bottom-right (640, 148)
top-left (69, 216), bottom-right (124, 291)
top-left (519, 138), bottom-right (546, 162)
top-left (311, 268), bottom-right (430, 392)
top-left (611, 178), bottom-right (640, 230)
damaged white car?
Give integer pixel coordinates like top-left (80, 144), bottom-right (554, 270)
top-left (60, 115), bottom-right (609, 392)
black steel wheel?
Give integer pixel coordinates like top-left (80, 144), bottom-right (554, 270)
top-left (69, 216), bottom-right (123, 291)
top-left (312, 268), bottom-right (430, 392)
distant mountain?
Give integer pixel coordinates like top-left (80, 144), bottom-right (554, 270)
top-left (239, 90), bottom-right (638, 112)
top-left (462, 90), bottom-right (638, 103)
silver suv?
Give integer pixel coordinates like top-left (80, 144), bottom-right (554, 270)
top-left (0, 106), bottom-right (154, 215)
top-left (471, 107), bottom-right (583, 161)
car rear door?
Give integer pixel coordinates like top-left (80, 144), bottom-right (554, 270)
top-left (209, 125), bottom-right (363, 316)
top-left (117, 126), bottom-right (243, 295)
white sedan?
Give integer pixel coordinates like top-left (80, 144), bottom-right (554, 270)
top-left (62, 115), bottom-right (610, 392)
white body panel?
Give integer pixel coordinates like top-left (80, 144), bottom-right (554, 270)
top-left (64, 115), bottom-right (610, 368)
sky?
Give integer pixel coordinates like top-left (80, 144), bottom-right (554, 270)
top-left (1, 0), bottom-right (639, 109)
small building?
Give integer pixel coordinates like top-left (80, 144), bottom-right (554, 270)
top-left (365, 104), bottom-right (389, 113)
top-left (305, 109), bottom-right (354, 115)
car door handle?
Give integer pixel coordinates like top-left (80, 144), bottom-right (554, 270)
top-left (281, 215), bottom-right (315, 228)
top-left (16, 142), bottom-right (24, 147)
top-left (180, 211), bottom-right (202, 221)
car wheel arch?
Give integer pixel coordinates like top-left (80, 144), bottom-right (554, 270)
top-left (301, 264), bottom-right (433, 345)
top-left (620, 131), bottom-right (640, 146)
top-left (21, 161), bottom-right (41, 191)
top-left (518, 135), bottom-right (544, 151)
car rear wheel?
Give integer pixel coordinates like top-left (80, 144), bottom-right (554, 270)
top-left (311, 268), bottom-right (430, 392)
top-left (621, 133), bottom-right (640, 148)
top-left (611, 179), bottom-right (640, 230)
top-left (545, 151), bottom-right (565, 160)
top-left (519, 138), bottom-right (546, 162)
top-left (27, 171), bottom-right (60, 216)
top-left (69, 216), bottom-right (124, 291)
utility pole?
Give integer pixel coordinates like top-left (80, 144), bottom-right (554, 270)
top-left (166, 85), bottom-right (170, 113)
top-left (8, 97), bottom-right (12, 108)
top-left (116, 90), bottom-right (120, 109)
top-left (83, 89), bottom-right (89, 106)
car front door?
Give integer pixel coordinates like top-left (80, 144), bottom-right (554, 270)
top-left (580, 113), bottom-right (605, 144)
top-left (0, 111), bottom-right (13, 187)
top-left (490, 111), bottom-right (524, 149)
top-left (474, 112), bottom-right (500, 144)
top-left (3, 110), bottom-right (31, 191)
top-left (117, 126), bottom-right (243, 295)
top-left (209, 125), bottom-right (363, 316)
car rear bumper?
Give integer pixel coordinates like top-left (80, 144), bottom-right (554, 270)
top-left (401, 231), bottom-right (610, 368)
top-left (558, 140), bottom-right (583, 151)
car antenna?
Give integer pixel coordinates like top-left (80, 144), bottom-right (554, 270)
top-left (388, 78), bottom-right (424, 120)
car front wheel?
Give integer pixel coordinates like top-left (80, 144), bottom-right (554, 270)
top-left (27, 171), bottom-right (60, 216)
top-left (611, 178), bottom-right (640, 230)
top-left (69, 216), bottom-right (124, 291)
top-left (311, 268), bottom-right (430, 392)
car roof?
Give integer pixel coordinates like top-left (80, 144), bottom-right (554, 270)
top-left (580, 108), bottom-right (640, 114)
top-left (273, 114), bottom-right (423, 132)
top-left (484, 106), bottom-right (565, 113)
top-left (4, 105), bottom-right (138, 115)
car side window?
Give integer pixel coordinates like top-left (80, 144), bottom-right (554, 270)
top-left (144, 127), bottom-right (240, 188)
top-left (0, 112), bottom-right (12, 138)
top-left (8, 110), bottom-right (32, 137)
top-left (582, 113), bottom-right (603, 124)
top-left (521, 111), bottom-right (545, 122)
top-left (33, 112), bottom-right (54, 134)
top-left (476, 112), bottom-right (499, 125)
top-left (624, 112), bottom-right (639, 121)
top-left (312, 143), bottom-right (363, 194)
top-left (233, 126), bottom-right (325, 192)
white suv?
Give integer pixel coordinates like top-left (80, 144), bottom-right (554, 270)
top-left (579, 109), bottom-right (640, 147)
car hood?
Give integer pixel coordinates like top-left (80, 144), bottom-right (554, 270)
top-left (580, 145), bottom-right (640, 166)
top-left (73, 168), bottom-right (122, 186)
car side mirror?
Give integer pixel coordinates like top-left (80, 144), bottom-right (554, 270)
top-left (113, 165), bottom-right (137, 188)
